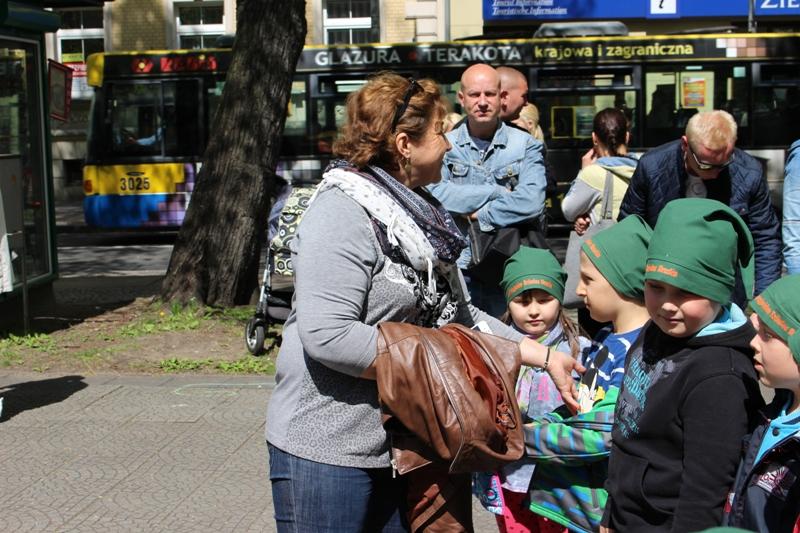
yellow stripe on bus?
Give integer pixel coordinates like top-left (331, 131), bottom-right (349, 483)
top-left (83, 164), bottom-right (186, 195)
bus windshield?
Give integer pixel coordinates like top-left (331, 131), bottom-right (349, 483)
top-left (91, 79), bottom-right (205, 161)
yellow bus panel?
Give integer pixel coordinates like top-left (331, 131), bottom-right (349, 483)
top-left (83, 163), bottom-right (186, 195)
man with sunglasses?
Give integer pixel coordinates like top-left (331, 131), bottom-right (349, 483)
top-left (619, 109), bottom-right (781, 306)
top-left (428, 63), bottom-right (548, 316)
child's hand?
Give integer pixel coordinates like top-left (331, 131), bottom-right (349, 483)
top-left (547, 350), bottom-right (586, 414)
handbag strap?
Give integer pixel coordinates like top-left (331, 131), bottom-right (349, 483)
top-left (599, 169), bottom-right (614, 221)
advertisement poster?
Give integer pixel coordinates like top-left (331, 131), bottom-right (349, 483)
top-left (61, 52), bottom-right (91, 99)
top-left (682, 78), bottom-right (706, 107)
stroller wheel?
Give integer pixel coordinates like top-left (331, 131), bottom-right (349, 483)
top-left (245, 318), bottom-right (267, 355)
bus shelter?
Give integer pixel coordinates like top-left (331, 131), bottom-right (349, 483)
top-left (0, 0), bottom-right (107, 330)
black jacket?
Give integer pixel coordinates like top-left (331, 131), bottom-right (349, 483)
top-left (602, 319), bottom-right (764, 532)
top-left (618, 140), bottom-right (782, 299)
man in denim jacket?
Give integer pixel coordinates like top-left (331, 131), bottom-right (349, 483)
top-left (783, 139), bottom-right (800, 274)
top-left (428, 64), bottom-right (547, 316)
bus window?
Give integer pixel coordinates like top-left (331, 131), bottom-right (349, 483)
top-left (109, 82), bottom-right (163, 156)
top-left (752, 64), bottom-right (800, 147)
top-left (535, 90), bottom-right (636, 148)
top-left (644, 65), bottom-right (750, 147)
top-left (537, 67), bottom-right (634, 89)
top-left (104, 79), bottom-right (203, 159)
top-left (163, 79), bottom-right (201, 157)
top-left (532, 67), bottom-right (637, 149)
top-left (207, 79), bottom-right (225, 127)
top-left (282, 80), bottom-right (309, 155)
top-left (310, 75), bottom-right (369, 155)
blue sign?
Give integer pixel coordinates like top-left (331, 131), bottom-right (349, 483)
top-left (483, 0), bottom-right (800, 21)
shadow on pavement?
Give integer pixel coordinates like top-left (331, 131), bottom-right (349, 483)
top-left (16, 275), bottom-right (164, 335)
top-left (0, 375), bottom-right (87, 422)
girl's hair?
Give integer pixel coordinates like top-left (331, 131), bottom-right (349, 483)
top-left (332, 72), bottom-right (448, 170)
top-left (500, 291), bottom-right (586, 358)
top-left (518, 103), bottom-right (545, 141)
top-left (593, 107), bottom-right (629, 157)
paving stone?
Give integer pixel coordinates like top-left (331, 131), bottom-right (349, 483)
top-left (0, 375), bottom-right (279, 532)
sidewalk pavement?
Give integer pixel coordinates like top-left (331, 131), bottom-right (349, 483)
top-left (0, 372), bottom-right (499, 532)
top-left (0, 373), bottom-right (277, 532)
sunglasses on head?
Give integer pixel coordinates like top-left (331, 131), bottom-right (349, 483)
top-left (391, 78), bottom-right (421, 133)
top-left (687, 144), bottom-right (735, 171)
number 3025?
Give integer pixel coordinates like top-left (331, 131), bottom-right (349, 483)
top-left (119, 176), bottom-right (151, 191)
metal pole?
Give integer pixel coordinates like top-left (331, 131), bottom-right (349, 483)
top-left (18, 180), bottom-right (29, 335)
top-left (748, 0), bottom-right (757, 33)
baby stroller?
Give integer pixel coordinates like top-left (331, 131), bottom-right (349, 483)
top-left (245, 184), bottom-right (315, 355)
top-left (244, 245), bottom-right (294, 355)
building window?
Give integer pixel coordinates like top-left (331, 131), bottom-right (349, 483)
top-left (175, 1), bottom-right (224, 49)
top-left (53, 8), bottom-right (105, 99)
top-left (323, 0), bottom-right (377, 44)
top-left (54, 8), bottom-right (104, 62)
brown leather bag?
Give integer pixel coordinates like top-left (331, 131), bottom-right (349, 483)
top-left (375, 322), bottom-right (524, 475)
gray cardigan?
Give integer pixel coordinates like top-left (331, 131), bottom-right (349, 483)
top-left (265, 186), bottom-right (523, 468)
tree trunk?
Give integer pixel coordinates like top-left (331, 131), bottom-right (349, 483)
top-left (160, 0), bottom-right (307, 306)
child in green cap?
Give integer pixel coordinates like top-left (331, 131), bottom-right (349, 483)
top-left (722, 274), bottom-right (800, 532)
top-left (474, 246), bottom-right (590, 532)
top-left (601, 198), bottom-right (765, 533)
top-left (517, 215), bottom-right (652, 533)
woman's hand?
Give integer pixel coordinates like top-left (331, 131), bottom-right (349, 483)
top-left (599, 526), bottom-right (615, 533)
top-left (574, 214), bottom-right (591, 235)
top-left (581, 147), bottom-right (598, 168)
top-left (519, 338), bottom-right (585, 413)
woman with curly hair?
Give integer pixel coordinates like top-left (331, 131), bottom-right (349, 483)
top-left (265, 72), bottom-right (582, 532)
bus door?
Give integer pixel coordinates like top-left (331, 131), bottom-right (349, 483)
top-left (530, 65), bottom-right (641, 221)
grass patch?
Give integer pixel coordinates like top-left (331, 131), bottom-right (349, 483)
top-left (158, 356), bottom-right (274, 374)
top-left (120, 300), bottom-right (206, 338)
top-left (0, 333), bottom-right (56, 352)
top-left (216, 356), bottom-right (275, 374)
top-left (160, 357), bottom-right (214, 372)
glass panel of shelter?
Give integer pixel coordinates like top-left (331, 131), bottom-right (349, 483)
top-left (0, 41), bottom-right (52, 286)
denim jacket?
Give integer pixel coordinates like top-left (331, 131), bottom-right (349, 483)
top-left (428, 120), bottom-right (547, 268)
top-left (783, 139), bottom-right (800, 274)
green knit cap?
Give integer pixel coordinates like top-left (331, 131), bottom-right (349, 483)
top-left (753, 275), bottom-right (800, 364)
top-left (581, 215), bottom-right (653, 301)
top-left (501, 247), bottom-right (565, 303)
top-left (645, 198), bottom-right (754, 305)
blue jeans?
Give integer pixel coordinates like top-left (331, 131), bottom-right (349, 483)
top-left (268, 443), bottom-right (408, 532)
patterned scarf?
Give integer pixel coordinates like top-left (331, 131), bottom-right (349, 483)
top-left (327, 160), bottom-right (467, 265)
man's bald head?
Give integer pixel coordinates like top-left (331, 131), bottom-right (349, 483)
top-left (497, 66), bottom-right (528, 121)
top-left (458, 64), bottom-right (501, 138)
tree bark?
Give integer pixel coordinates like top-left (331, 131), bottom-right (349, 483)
top-left (160, 0), bottom-right (307, 306)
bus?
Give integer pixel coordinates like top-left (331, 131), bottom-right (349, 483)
top-left (83, 32), bottom-right (800, 228)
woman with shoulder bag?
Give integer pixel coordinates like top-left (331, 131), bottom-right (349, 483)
top-left (265, 73), bottom-right (585, 533)
top-left (561, 108), bottom-right (638, 316)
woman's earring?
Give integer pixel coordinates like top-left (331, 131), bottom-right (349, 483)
top-left (403, 156), bottom-right (412, 174)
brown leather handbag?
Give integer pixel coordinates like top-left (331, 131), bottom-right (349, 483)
top-left (375, 322), bottom-right (524, 475)
top-left (376, 322), bottom-right (524, 532)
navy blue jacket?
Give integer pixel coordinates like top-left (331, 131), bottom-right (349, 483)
top-left (618, 140), bottom-right (782, 299)
top-left (723, 392), bottom-right (800, 532)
